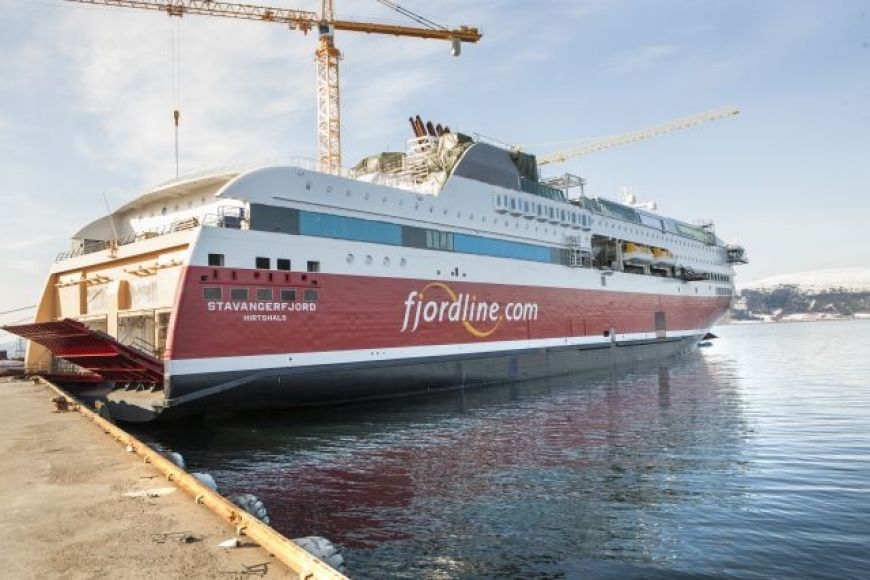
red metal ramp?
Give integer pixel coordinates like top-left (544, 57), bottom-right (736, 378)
top-left (3, 318), bottom-right (164, 384)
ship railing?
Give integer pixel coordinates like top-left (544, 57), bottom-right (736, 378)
top-left (25, 359), bottom-right (92, 377)
top-left (565, 236), bottom-right (593, 268)
top-left (55, 214), bottom-right (219, 262)
top-left (126, 336), bottom-right (158, 358)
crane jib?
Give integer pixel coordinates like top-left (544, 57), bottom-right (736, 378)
top-left (62, 0), bottom-right (482, 173)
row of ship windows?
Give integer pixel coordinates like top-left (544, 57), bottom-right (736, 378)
top-left (250, 205), bottom-right (561, 265)
top-left (716, 287), bottom-right (734, 296)
top-left (282, 189), bottom-right (574, 241)
top-left (247, 205), bottom-right (734, 276)
top-left (207, 253), bottom-right (321, 273)
top-left (494, 194), bottom-right (589, 228)
top-left (494, 196), bottom-right (726, 262)
top-left (202, 287), bottom-right (319, 302)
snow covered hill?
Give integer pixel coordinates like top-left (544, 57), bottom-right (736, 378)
top-left (741, 267), bottom-right (870, 292)
top-left (735, 268), bottom-right (870, 321)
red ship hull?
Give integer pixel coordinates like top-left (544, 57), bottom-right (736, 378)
top-left (138, 266), bottom-right (730, 420)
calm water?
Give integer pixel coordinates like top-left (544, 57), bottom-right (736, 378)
top-left (146, 321), bottom-right (870, 579)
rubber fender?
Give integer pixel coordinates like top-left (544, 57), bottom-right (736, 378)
top-left (293, 536), bottom-right (343, 570)
top-left (192, 472), bottom-right (218, 492)
top-left (230, 493), bottom-right (270, 525)
top-left (166, 451), bottom-right (186, 470)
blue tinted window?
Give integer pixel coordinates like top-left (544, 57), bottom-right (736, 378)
top-left (299, 212), bottom-right (402, 245)
top-left (454, 234), bottom-right (552, 263)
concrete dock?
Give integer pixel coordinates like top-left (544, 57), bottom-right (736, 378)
top-left (0, 378), bottom-right (293, 579)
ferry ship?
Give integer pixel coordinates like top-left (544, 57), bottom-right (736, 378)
top-left (5, 127), bottom-right (747, 422)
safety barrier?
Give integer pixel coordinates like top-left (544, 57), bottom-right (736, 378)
top-left (34, 377), bottom-right (348, 580)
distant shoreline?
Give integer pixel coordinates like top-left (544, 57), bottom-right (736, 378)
top-left (726, 315), bottom-right (870, 325)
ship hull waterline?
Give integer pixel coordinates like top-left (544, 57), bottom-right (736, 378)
top-left (95, 333), bottom-right (702, 423)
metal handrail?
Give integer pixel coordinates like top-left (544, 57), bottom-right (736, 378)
top-left (25, 359), bottom-right (93, 376)
top-left (128, 336), bottom-right (157, 358)
top-left (55, 211), bottom-right (232, 262)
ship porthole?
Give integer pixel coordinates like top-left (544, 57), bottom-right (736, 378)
top-left (383, 257), bottom-right (390, 266)
top-left (346, 253), bottom-right (354, 264)
top-left (365, 255), bottom-right (373, 265)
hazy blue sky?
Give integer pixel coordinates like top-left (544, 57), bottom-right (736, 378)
top-left (1, 0), bottom-right (868, 324)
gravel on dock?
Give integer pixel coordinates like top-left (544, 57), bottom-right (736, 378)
top-left (0, 378), bottom-right (293, 579)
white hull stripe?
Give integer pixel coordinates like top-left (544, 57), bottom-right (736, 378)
top-left (166, 329), bottom-right (704, 377)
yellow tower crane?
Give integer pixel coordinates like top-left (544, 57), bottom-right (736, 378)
top-left (65, 0), bottom-right (482, 173)
top-left (536, 106), bottom-right (740, 166)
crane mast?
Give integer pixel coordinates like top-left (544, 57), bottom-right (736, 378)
top-left (63, 0), bottom-right (481, 173)
top-left (317, 1), bottom-right (341, 172)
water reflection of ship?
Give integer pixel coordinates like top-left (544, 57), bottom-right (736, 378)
top-left (147, 352), bottom-right (747, 558)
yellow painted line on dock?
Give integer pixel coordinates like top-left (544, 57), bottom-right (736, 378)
top-left (34, 377), bottom-right (349, 580)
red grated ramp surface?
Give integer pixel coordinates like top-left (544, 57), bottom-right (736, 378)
top-left (3, 318), bottom-right (164, 384)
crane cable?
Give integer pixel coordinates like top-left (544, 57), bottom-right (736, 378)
top-left (172, 16), bottom-right (182, 179)
top-left (0, 305), bottom-right (37, 317)
top-left (372, 0), bottom-right (446, 31)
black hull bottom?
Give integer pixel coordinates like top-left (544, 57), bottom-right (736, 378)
top-left (106, 336), bottom-right (702, 422)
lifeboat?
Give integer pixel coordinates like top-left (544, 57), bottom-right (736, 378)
top-left (650, 247), bottom-right (676, 267)
top-left (622, 242), bottom-right (654, 265)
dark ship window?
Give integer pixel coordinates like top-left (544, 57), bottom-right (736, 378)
top-left (208, 253), bottom-right (224, 267)
top-left (202, 287), bottom-right (221, 300)
top-left (304, 289), bottom-right (318, 302)
top-left (230, 288), bottom-right (248, 301)
top-left (277, 258), bottom-right (291, 271)
top-left (255, 257), bottom-right (271, 269)
top-left (307, 261), bottom-right (320, 273)
top-left (256, 288), bottom-right (273, 301)
top-left (280, 289), bottom-right (297, 302)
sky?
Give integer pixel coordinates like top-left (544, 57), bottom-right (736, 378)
top-left (0, 0), bottom-right (868, 331)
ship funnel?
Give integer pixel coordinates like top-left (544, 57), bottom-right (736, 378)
top-left (414, 115), bottom-right (426, 138)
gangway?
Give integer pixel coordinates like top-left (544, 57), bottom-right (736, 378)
top-left (3, 319), bottom-right (164, 385)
